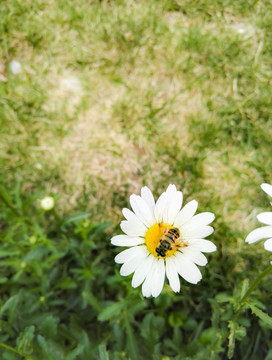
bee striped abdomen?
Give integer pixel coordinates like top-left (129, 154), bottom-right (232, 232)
top-left (155, 227), bottom-right (181, 258)
top-left (168, 227), bottom-right (180, 239)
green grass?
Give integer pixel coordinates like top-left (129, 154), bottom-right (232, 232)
top-left (1, 0), bottom-right (272, 359)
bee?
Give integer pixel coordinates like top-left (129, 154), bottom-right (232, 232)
top-left (156, 226), bottom-right (183, 258)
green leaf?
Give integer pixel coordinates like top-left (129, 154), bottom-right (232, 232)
top-left (264, 349), bottom-right (272, 360)
top-left (37, 335), bottom-right (53, 360)
top-left (16, 325), bottom-right (35, 355)
top-left (216, 293), bottom-right (232, 303)
top-left (98, 343), bottom-right (109, 360)
top-left (62, 212), bottom-right (92, 224)
top-left (65, 344), bottom-right (84, 360)
top-left (141, 313), bottom-right (164, 357)
top-left (227, 321), bottom-right (246, 359)
top-left (199, 328), bottom-right (216, 346)
top-left (56, 277), bottom-right (77, 290)
top-left (14, 181), bottom-right (22, 211)
top-left (37, 335), bottom-right (65, 360)
top-left (240, 279), bottom-right (250, 300)
top-left (98, 301), bottom-right (125, 322)
top-left (0, 291), bottom-right (22, 320)
top-left (91, 222), bottom-right (112, 235)
top-left (141, 313), bottom-right (165, 344)
top-left (82, 291), bottom-right (102, 312)
top-left (2, 352), bottom-right (20, 360)
top-left (0, 250), bottom-right (20, 258)
top-left (124, 315), bottom-right (138, 360)
top-left (247, 302), bottom-right (272, 328)
top-left (227, 321), bottom-right (235, 359)
top-left (168, 312), bottom-right (183, 327)
top-left (39, 315), bottom-right (59, 337)
top-left (0, 185), bottom-right (20, 216)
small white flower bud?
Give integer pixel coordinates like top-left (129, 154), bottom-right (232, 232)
top-left (21, 261), bottom-right (27, 268)
top-left (29, 235), bottom-right (37, 244)
top-left (40, 196), bottom-right (55, 211)
top-left (10, 60), bottom-right (21, 75)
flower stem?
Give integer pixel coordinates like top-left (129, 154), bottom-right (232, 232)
top-left (240, 264), bottom-right (272, 304)
top-left (233, 264), bottom-right (272, 322)
top-left (0, 342), bottom-right (22, 356)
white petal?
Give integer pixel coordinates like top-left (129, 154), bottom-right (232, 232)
top-left (182, 225), bottom-right (214, 239)
top-left (188, 239), bottom-right (217, 253)
top-left (120, 247), bottom-right (149, 276)
top-left (174, 200), bottom-right (198, 228)
top-left (264, 238), bottom-right (272, 252)
top-left (135, 195), bottom-right (156, 226)
top-left (165, 257), bottom-right (180, 293)
top-left (154, 192), bottom-right (167, 223)
top-left (120, 219), bottom-right (147, 237)
top-left (161, 185), bottom-right (178, 223)
top-left (141, 186), bottom-right (155, 210)
top-left (122, 208), bottom-right (149, 229)
top-left (114, 246), bottom-right (145, 264)
top-left (261, 183), bottom-right (272, 198)
top-left (151, 258), bottom-right (165, 298)
top-left (111, 235), bottom-right (145, 247)
top-left (245, 226), bottom-right (272, 244)
top-left (164, 190), bottom-right (183, 225)
top-left (257, 212), bottom-right (272, 226)
top-left (173, 252), bottom-right (202, 284)
top-left (142, 260), bottom-right (157, 297)
top-left (122, 208), bottom-right (138, 221)
top-left (181, 247), bottom-right (208, 266)
top-left (130, 194), bottom-right (155, 227)
top-left (157, 185), bottom-right (177, 223)
top-left (165, 184), bottom-right (177, 194)
top-left (132, 255), bottom-right (154, 288)
top-left (129, 195), bottom-right (148, 227)
top-left (183, 212), bottom-right (215, 229)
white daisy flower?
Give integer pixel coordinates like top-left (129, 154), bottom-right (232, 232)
top-left (111, 184), bottom-right (216, 298)
top-left (245, 183), bottom-right (272, 259)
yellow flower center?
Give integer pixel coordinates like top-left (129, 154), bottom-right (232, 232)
top-left (145, 223), bottom-right (187, 258)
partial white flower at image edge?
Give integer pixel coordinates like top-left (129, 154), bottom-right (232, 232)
top-left (245, 183), bottom-right (272, 262)
top-left (111, 184), bottom-right (216, 298)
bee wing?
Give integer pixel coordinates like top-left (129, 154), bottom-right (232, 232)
top-left (175, 238), bottom-right (187, 248)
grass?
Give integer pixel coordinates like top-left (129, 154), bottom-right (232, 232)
top-left (0, 0), bottom-right (272, 359)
